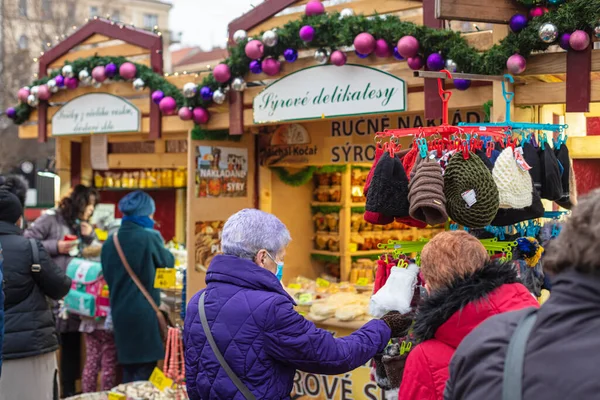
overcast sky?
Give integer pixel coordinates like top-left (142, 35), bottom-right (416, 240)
top-left (169, 0), bottom-right (257, 50)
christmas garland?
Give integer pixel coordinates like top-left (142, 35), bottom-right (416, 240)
top-left (191, 127), bottom-right (242, 142)
top-left (271, 165), bottom-right (346, 186)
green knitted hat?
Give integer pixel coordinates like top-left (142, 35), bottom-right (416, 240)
top-left (443, 152), bottom-right (499, 228)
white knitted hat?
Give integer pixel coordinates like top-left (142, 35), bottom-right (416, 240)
top-left (492, 147), bottom-right (533, 209)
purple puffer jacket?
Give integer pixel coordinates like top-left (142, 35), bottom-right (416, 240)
top-left (184, 255), bottom-right (391, 400)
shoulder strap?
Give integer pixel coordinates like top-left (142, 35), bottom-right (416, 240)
top-left (199, 292), bottom-right (256, 400)
top-left (112, 233), bottom-right (160, 315)
top-left (29, 238), bottom-right (41, 272)
top-left (502, 308), bottom-right (538, 400)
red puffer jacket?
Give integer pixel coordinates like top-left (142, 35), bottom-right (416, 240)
top-left (398, 262), bottom-right (539, 400)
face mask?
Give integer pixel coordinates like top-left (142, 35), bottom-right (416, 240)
top-left (267, 252), bottom-right (284, 281)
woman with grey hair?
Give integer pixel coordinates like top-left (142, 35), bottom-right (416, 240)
top-left (184, 209), bottom-right (408, 400)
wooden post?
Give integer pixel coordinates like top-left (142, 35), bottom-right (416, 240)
top-left (492, 25), bottom-right (511, 122)
top-left (566, 45), bottom-right (591, 113)
top-left (424, 0), bottom-right (443, 120)
top-left (70, 141), bottom-right (82, 187)
top-left (229, 91), bottom-right (244, 135)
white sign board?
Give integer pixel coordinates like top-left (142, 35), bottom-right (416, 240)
top-left (52, 93), bottom-right (141, 136)
top-left (253, 64), bottom-right (406, 124)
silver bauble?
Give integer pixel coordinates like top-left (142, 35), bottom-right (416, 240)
top-left (30, 86), bottom-right (40, 98)
top-left (27, 94), bottom-right (39, 107)
top-left (132, 78), bottom-right (145, 91)
top-left (212, 89), bottom-right (226, 104)
top-left (340, 8), bottom-right (354, 18)
top-left (233, 29), bottom-right (248, 44)
top-left (594, 23), bottom-right (600, 39)
top-left (183, 82), bottom-right (198, 98)
top-left (62, 64), bottom-right (74, 78)
top-left (78, 69), bottom-right (92, 84)
top-left (262, 30), bottom-right (278, 47)
top-left (314, 49), bottom-right (329, 65)
top-left (47, 79), bottom-right (58, 93)
top-left (92, 79), bottom-right (102, 89)
top-left (538, 23), bottom-right (558, 43)
top-left (445, 59), bottom-right (458, 72)
top-left (231, 77), bottom-right (246, 92)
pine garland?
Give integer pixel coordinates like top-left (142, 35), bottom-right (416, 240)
top-left (191, 126), bottom-right (242, 141)
top-left (271, 166), bottom-right (317, 186)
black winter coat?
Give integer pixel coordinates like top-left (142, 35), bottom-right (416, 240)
top-left (445, 270), bottom-right (600, 400)
top-left (0, 221), bottom-right (72, 360)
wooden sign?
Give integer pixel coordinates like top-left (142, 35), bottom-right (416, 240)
top-left (436, 0), bottom-right (525, 24)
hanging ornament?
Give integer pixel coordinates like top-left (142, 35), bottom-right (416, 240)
top-left (509, 14), bottom-right (528, 33)
top-left (529, 7), bottom-right (546, 19)
top-left (231, 77), bottom-right (246, 92)
top-left (354, 33), bottom-right (376, 55)
top-left (548, 0), bottom-right (564, 4)
top-left (132, 78), bottom-right (145, 91)
top-left (78, 69), bottom-right (92, 85)
top-left (538, 23), bottom-right (558, 43)
top-left (92, 66), bottom-right (107, 83)
top-left (17, 87), bottom-right (29, 103)
top-left (249, 60), bottom-right (262, 74)
top-left (233, 29), bottom-right (248, 44)
top-left (283, 48), bottom-right (298, 62)
top-left (594, 24), bottom-right (600, 40)
top-left (426, 53), bottom-right (445, 71)
top-left (119, 62), bottom-right (137, 80)
top-left (5, 107), bottom-right (16, 119)
top-left (62, 65), bottom-right (74, 78)
top-left (159, 96), bottom-right (177, 115)
top-left (261, 57), bottom-right (281, 76)
top-left (183, 82), bottom-right (198, 98)
top-left (397, 36), bottom-right (419, 59)
top-left (454, 79), bottom-right (471, 91)
top-left (245, 40), bottom-right (265, 59)
top-left (445, 59), bottom-right (458, 72)
top-left (152, 90), bottom-right (165, 104)
top-left (27, 94), bottom-right (39, 107)
top-left (507, 54), bottom-right (527, 75)
top-left (65, 77), bottom-right (78, 90)
top-left (213, 64), bottom-right (231, 83)
top-left (305, 0), bottom-right (325, 16)
top-left (105, 63), bottom-right (117, 78)
top-left (374, 39), bottom-right (391, 58)
top-left (54, 75), bottom-right (65, 88)
top-left (200, 86), bottom-right (214, 101)
top-left (37, 84), bottom-right (50, 101)
top-left (47, 79), bottom-right (58, 93)
top-left (91, 80), bottom-right (102, 89)
top-left (393, 47), bottom-right (404, 61)
top-left (330, 50), bottom-right (347, 66)
top-left (192, 107), bottom-right (210, 124)
top-left (314, 49), bottom-right (329, 65)
top-left (178, 107), bottom-right (193, 121)
top-left (559, 33), bottom-right (571, 50)
top-left (212, 89), bottom-right (226, 105)
top-left (262, 30), bottom-right (278, 47)
top-left (569, 30), bottom-right (590, 51)
top-left (407, 56), bottom-right (424, 71)
top-left (355, 51), bottom-right (368, 59)
top-left (340, 8), bottom-right (354, 18)
top-left (30, 86), bottom-right (39, 98)
top-left (299, 25), bottom-right (315, 42)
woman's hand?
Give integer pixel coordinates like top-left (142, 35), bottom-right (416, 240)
top-left (80, 221), bottom-right (93, 236)
top-left (57, 240), bottom-right (77, 255)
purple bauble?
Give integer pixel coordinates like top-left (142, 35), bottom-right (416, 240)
top-left (65, 77), bottom-right (79, 90)
top-left (284, 48), bottom-right (298, 62)
top-left (509, 14), bottom-right (528, 33)
top-left (506, 54), bottom-right (527, 75)
top-left (54, 75), bottom-right (65, 87)
top-left (559, 33), bottom-right (571, 50)
top-left (305, 0), bottom-right (325, 16)
top-left (178, 107), bottom-right (193, 121)
top-left (330, 50), bottom-right (347, 66)
top-left (299, 25), bottom-right (315, 42)
top-left (119, 62), bottom-right (137, 80)
top-left (200, 86), bottom-right (214, 101)
top-left (426, 53), bottom-right (445, 71)
top-left (245, 40), bottom-right (264, 59)
top-left (192, 107), bottom-right (210, 124)
top-left (6, 107), bottom-right (16, 119)
top-left (159, 96), bottom-right (177, 115)
top-left (249, 60), bottom-right (262, 74)
top-left (37, 84), bottom-right (51, 101)
top-left (213, 64), bottom-right (231, 83)
top-left (407, 56), bottom-right (424, 71)
top-left (261, 57), bottom-right (281, 76)
top-left (454, 79), bottom-right (471, 91)
top-left (17, 87), bottom-right (30, 102)
top-left (393, 46), bottom-right (404, 60)
top-left (374, 39), bottom-right (391, 58)
top-left (105, 63), bottom-right (117, 78)
top-left (397, 36), bottom-right (419, 59)
top-left (355, 51), bottom-right (369, 59)
top-left (354, 32), bottom-right (376, 55)
top-left (151, 90), bottom-right (165, 104)
top-left (92, 66), bottom-right (106, 83)
top-left (569, 30), bottom-right (590, 51)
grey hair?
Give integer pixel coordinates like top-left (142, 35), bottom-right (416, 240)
top-left (221, 208), bottom-right (291, 260)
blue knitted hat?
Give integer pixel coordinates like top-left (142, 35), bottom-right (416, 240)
top-left (118, 191), bottom-right (156, 217)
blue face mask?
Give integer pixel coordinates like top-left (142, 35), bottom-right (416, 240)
top-left (267, 253), bottom-right (284, 281)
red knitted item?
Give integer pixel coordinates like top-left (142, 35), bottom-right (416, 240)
top-left (395, 216), bottom-right (428, 228)
top-left (403, 146), bottom-right (418, 179)
top-left (364, 144), bottom-right (385, 197)
top-left (373, 259), bottom-right (389, 294)
top-left (364, 210), bottom-right (394, 225)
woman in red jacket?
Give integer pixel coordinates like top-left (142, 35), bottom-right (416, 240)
top-left (399, 231), bottom-right (539, 400)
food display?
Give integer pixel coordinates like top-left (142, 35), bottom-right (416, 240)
top-left (349, 259), bottom-right (375, 285)
top-left (313, 172), bottom-right (342, 203)
top-left (93, 168), bottom-right (186, 190)
top-left (350, 168), bottom-right (369, 203)
top-left (314, 232), bottom-right (340, 252)
top-left (309, 292), bottom-right (370, 322)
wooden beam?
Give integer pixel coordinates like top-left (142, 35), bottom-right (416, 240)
top-left (81, 34), bottom-right (113, 46)
top-left (228, 0), bottom-right (297, 41)
top-left (435, 0), bottom-right (525, 24)
top-left (229, 91), bottom-right (244, 135)
top-left (566, 45), bottom-right (591, 112)
top-left (108, 153), bottom-right (187, 169)
top-left (423, 0), bottom-right (443, 120)
top-left (492, 25), bottom-right (510, 122)
top-left (567, 136), bottom-right (600, 159)
top-left (514, 80), bottom-right (600, 106)
top-left (49, 43), bottom-right (150, 68)
top-left (524, 51), bottom-right (600, 76)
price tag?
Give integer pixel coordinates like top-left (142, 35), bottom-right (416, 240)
top-left (349, 243), bottom-right (358, 252)
top-left (316, 278), bottom-right (330, 288)
top-left (154, 268), bottom-right (176, 289)
top-left (108, 393), bottom-right (126, 400)
top-left (356, 278), bottom-right (369, 286)
top-left (288, 283), bottom-right (302, 290)
top-left (298, 293), bottom-right (313, 304)
top-left (461, 189), bottom-right (477, 208)
top-left (149, 367), bottom-right (174, 392)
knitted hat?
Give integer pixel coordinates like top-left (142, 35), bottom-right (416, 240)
top-left (491, 187), bottom-right (544, 226)
top-left (556, 156), bottom-right (577, 210)
top-left (366, 152), bottom-right (410, 219)
top-left (555, 145), bottom-right (571, 204)
top-left (443, 152), bottom-right (499, 228)
top-left (395, 216), bottom-right (427, 229)
top-left (523, 142), bottom-right (541, 193)
top-left (0, 189), bottom-right (23, 224)
top-left (364, 145), bottom-right (385, 197)
top-left (364, 211), bottom-right (394, 225)
top-left (409, 154), bottom-right (423, 181)
top-left (475, 149), bottom-right (494, 171)
top-left (492, 147), bottom-right (533, 209)
top-left (539, 146), bottom-right (562, 201)
top-left (118, 190), bottom-right (156, 217)
top-left (408, 159), bottom-right (448, 226)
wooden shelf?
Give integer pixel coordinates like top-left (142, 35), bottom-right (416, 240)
top-left (311, 202), bottom-right (342, 207)
top-left (349, 250), bottom-right (386, 256)
top-left (310, 250), bottom-right (342, 257)
top-left (96, 187), bottom-right (186, 192)
top-left (350, 202), bottom-right (366, 207)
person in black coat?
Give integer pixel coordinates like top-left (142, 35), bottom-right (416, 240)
top-left (0, 190), bottom-right (72, 400)
top-left (445, 188), bottom-right (600, 400)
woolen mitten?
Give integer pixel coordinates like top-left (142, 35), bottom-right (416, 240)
top-left (403, 146), bottom-right (419, 180)
top-left (381, 311), bottom-right (416, 338)
top-left (523, 142), bottom-right (542, 193)
top-left (395, 216), bottom-right (427, 228)
top-left (492, 147), bottom-right (533, 209)
top-left (373, 354), bottom-right (392, 390)
top-left (539, 146), bottom-right (562, 201)
top-left (365, 152), bottom-right (410, 219)
top-left (408, 159), bottom-right (448, 226)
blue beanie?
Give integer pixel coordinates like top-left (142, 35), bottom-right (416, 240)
top-left (118, 191), bottom-right (156, 217)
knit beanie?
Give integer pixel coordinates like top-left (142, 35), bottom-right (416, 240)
top-left (555, 145), bottom-right (571, 204)
top-left (523, 142), bottom-right (541, 194)
top-left (118, 190), bottom-right (156, 217)
top-left (364, 145), bottom-right (385, 197)
top-left (475, 149), bottom-right (494, 171)
top-left (395, 216), bottom-right (427, 228)
top-left (366, 152), bottom-right (410, 219)
top-left (492, 147), bottom-right (533, 209)
top-left (491, 187), bottom-right (544, 226)
top-left (556, 156), bottom-right (577, 210)
top-left (539, 146), bottom-right (562, 201)
top-left (0, 189), bottom-right (24, 224)
top-left (408, 159), bottom-right (448, 226)
top-left (489, 149), bottom-right (501, 165)
top-left (409, 153), bottom-right (423, 181)
top-left (443, 152), bottom-right (499, 228)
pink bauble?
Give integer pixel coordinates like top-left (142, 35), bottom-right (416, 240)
top-left (529, 6), bottom-right (546, 19)
top-left (158, 96), bottom-right (177, 115)
top-left (354, 33), bottom-right (376, 55)
top-left (261, 57), bottom-right (281, 76)
top-left (37, 84), bottom-right (50, 101)
top-left (213, 64), bottom-right (231, 83)
top-left (192, 107), bottom-right (210, 124)
top-left (17, 87), bottom-right (30, 102)
top-left (119, 62), bottom-right (137, 80)
top-left (245, 40), bottom-right (265, 60)
top-left (299, 25), bottom-right (315, 42)
top-left (397, 36), bottom-right (420, 59)
top-left (407, 56), bottom-right (424, 71)
top-left (65, 77), bottom-right (79, 90)
top-left (374, 39), bottom-right (391, 58)
top-left (305, 0), bottom-right (325, 16)
top-left (569, 30), bottom-right (590, 51)
top-left (178, 107), bottom-right (193, 121)
top-left (92, 66), bottom-right (106, 83)
top-left (506, 54), bottom-right (527, 75)
top-left (330, 50), bottom-right (347, 66)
